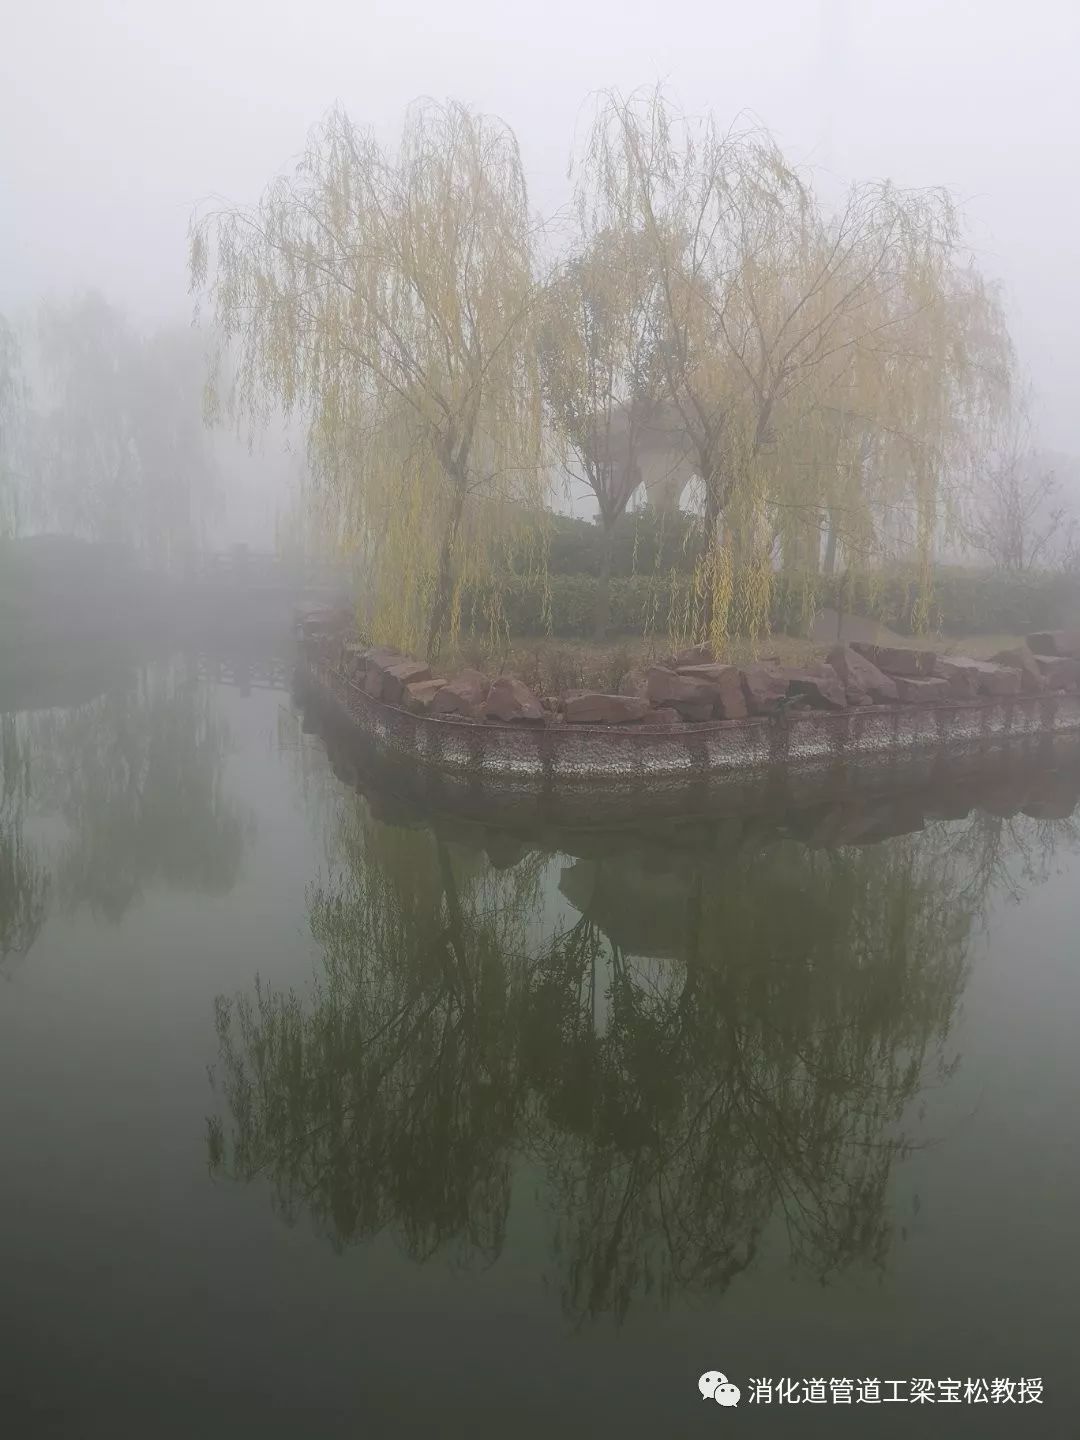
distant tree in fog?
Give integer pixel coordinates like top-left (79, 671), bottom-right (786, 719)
top-left (0, 313), bottom-right (26, 538)
top-left (30, 292), bottom-right (218, 567)
top-left (966, 441), bottom-right (1079, 571)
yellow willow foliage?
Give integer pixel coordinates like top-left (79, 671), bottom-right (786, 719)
top-left (576, 89), bottom-right (1013, 643)
top-left (539, 225), bottom-right (672, 517)
top-left (189, 101), bottom-right (548, 658)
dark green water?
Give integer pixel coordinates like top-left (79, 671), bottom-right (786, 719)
top-left (2, 655), bottom-right (1078, 1438)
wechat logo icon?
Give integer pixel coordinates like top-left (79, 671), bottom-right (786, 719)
top-left (699, 1370), bottom-right (741, 1407)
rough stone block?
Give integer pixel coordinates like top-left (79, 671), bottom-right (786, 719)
top-left (740, 663), bottom-right (789, 714)
top-left (382, 660), bottom-right (432, 703)
top-left (675, 663), bottom-right (748, 719)
top-left (563, 692), bottom-right (651, 724)
top-left (893, 675), bottom-right (951, 703)
top-left (990, 646), bottom-right (1048, 693)
top-left (936, 656), bottom-right (1022, 698)
top-left (404, 678), bottom-right (447, 712)
top-left (785, 666), bottom-right (847, 710)
top-left (1031, 653), bottom-right (1080, 690)
top-left (827, 645), bottom-right (899, 704)
top-left (431, 669), bottom-right (491, 716)
top-left (850, 642), bottom-right (938, 677)
top-left (646, 666), bottom-right (717, 719)
top-left (483, 674), bottom-right (544, 724)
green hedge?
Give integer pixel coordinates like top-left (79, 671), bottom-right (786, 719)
top-left (480, 566), bottom-right (1080, 639)
top-left (532, 511), bottom-right (704, 578)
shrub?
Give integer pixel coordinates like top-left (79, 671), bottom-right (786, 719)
top-left (472, 565), bottom-right (1080, 641)
top-left (533, 510), bottom-right (704, 578)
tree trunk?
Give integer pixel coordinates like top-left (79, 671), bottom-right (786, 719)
top-left (823, 509), bottom-right (839, 575)
top-left (592, 518), bottom-right (615, 641)
top-left (426, 484), bottom-right (467, 662)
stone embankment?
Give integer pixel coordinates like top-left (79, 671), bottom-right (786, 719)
top-left (298, 610), bottom-right (1080, 731)
top-left (294, 613), bottom-right (1080, 821)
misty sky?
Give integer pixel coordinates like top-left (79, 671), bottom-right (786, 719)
top-left (3, 0), bottom-right (1078, 458)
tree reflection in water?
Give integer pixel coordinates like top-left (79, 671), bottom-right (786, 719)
top-left (0, 713), bottom-right (49, 961)
top-left (208, 778), bottom-right (1079, 1323)
top-left (0, 659), bottom-right (251, 953)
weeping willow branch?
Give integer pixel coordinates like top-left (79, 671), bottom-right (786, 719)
top-left (574, 87), bottom-right (1013, 647)
top-left (190, 100), bottom-right (550, 659)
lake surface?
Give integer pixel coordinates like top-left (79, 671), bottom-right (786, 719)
top-left (2, 653), bottom-right (1078, 1437)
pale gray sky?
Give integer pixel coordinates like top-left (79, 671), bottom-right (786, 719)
top-left (3, 0), bottom-right (1078, 455)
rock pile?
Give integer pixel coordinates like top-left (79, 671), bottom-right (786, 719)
top-left (310, 631), bottom-right (1080, 730)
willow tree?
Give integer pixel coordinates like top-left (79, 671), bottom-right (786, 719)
top-left (190, 102), bottom-right (547, 659)
top-left (539, 227), bottom-right (684, 637)
top-left (576, 89), bottom-right (1012, 646)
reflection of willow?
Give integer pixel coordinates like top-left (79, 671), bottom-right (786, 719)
top-left (210, 807), bottom-right (545, 1262)
top-left (0, 714), bottom-right (49, 960)
top-left (1, 662), bottom-right (250, 932)
top-left (947, 810), bottom-right (1080, 908)
top-left (208, 804), bottom-right (994, 1322)
top-left (531, 839), bottom-right (970, 1320)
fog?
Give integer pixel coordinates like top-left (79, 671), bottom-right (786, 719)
top-left (2, 0), bottom-right (1079, 550)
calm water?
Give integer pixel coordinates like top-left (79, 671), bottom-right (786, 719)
top-left (2, 654), bottom-right (1079, 1438)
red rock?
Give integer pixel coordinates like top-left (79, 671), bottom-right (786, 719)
top-left (739, 663), bottom-right (790, 715)
top-left (933, 657), bottom-right (980, 698)
top-left (990, 646), bottom-right (1048, 694)
top-left (893, 675), bottom-right (951, 703)
top-left (785, 666), bottom-right (847, 710)
top-left (850, 642), bottom-right (938, 677)
top-left (431, 669), bottom-right (491, 717)
top-left (563, 692), bottom-right (652, 724)
top-left (645, 666), bottom-right (717, 718)
top-left (404, 678), bottom-right (447, 712)
top-left (483, 674), bottom-right (544, 723)
top-left (827, 645), bottom-right (899, 704)
top-left (382, 660), bottom-right (432, 703)
top-left (360, 648), bottom-right (408, 698)
top-left (1026, 630), bottom-right (1080, 659)
top-left (675, 663), bottom-right (748, 720)
top-left (936, 656), bottom-right (1023, 698)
